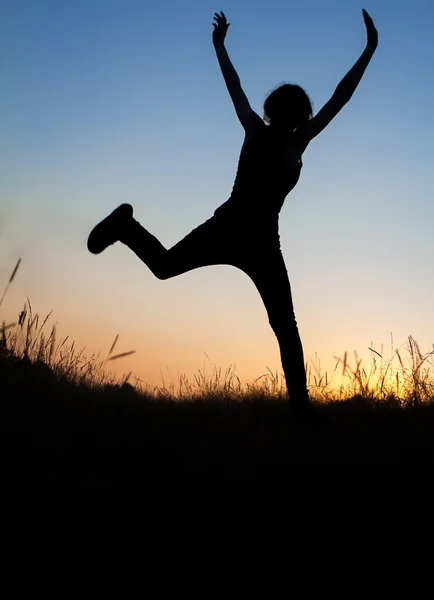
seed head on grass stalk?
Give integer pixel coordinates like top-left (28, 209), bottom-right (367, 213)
top-left (49, 325), bottom-right (56, 364)
top-left (108, 334), bottom-right (119, 356)
top-left (106, 350), bottom-right (136, 361)
top-left (18, 306), bottom-right (26, 326)
top-left (0, 258), bottom-right (21, 309)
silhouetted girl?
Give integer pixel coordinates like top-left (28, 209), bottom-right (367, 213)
top-left (88, 9), bottom-right (378, 416)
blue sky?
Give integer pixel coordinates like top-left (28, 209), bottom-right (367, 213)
top-left (1, 0), bottom-right (433, 389)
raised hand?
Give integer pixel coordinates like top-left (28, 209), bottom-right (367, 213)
top-left (212, 11), bottom-right (230, 46)
top-left (362, 8), bottom-right (378, 49)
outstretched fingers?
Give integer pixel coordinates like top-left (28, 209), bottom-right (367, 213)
top-left (212, 10), bottom-right (230, 44)
top-left (213, 11), bottom-right (228, 25)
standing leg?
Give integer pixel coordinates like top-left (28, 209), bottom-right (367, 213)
top-left (241, 247), bottom-right (311, 412)
top-left (87, 204), bottom-right (229, 279)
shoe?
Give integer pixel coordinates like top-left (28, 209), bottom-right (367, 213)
top-left (87, 204), bottom-right (133, 254)
top-left (291, 400), bottom-right (326, 426)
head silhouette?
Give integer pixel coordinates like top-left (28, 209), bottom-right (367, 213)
top-left (263, 83), bottom-right (313, 132)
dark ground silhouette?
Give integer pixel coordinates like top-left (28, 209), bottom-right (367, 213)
top-left (88, 10), bottom-right (378, 418)
top-left (2, 353), bottom-right (434, 497)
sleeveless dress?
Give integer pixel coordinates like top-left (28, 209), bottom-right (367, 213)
top-left (213, 121), bottom-right (303, 225)
top-left (153, 120), bottom-right (306, 275)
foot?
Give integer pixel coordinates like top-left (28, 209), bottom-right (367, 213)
top-left (291, 400), bottom-right (325, 426)
top-left (87, 204), bottom-right (133, 254)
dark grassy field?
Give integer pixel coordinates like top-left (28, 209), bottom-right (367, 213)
top-left (2, 262), bottom-right (434, 496)
top-left (2, 350), bottom-right (434, 496)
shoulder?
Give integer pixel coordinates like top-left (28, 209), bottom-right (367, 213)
top-left (241, 119), bottom-right (267, 151)
top-left (244, 112), bottom-right (266, 136)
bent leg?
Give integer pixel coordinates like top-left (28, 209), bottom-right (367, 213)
top-left (242, 248), bottom-right (310, 409)
top-left (121, 215), bottom-right (230, 280)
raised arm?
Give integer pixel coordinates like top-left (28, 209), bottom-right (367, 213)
top-left (298, 9), bottom-right (378, 142)
top-left (212, 11), bottom-right (263, 132)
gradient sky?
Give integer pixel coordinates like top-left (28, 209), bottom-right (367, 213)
top-left (1, 0), bottom-right (434, 392)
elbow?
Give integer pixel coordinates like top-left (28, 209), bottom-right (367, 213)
top-left (333, 88), bottom-right (352, 106)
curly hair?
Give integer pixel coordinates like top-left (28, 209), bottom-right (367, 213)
top-left (263, 83), bottom-right (313, 127)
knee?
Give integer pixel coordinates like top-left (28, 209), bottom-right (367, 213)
top-left (154, 267), bottom-right (170, 281)
top-left (268, 314), bottom-right (299, 338)
top-left (153, 263), bottom-right (174, 281)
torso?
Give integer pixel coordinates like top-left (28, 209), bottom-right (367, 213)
top-left (214, 120), bottom-right (308, 220)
